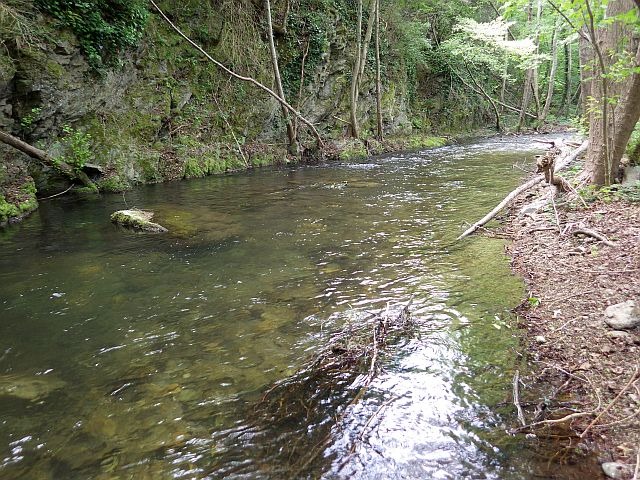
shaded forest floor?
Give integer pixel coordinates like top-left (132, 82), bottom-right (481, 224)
top-left (500, 183), bottom-right (640, 476)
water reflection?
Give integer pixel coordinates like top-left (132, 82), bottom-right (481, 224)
top-left (0, 135), bottom-right (583, 479)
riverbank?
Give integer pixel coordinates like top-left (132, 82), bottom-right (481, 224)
top-left (503, 178), bottom-right (640, 477)
top-left (0, 133), bottom-right (451, 227)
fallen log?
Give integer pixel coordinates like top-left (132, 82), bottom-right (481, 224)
top-left (456, 141), bottom-right (588, 240)
top-left (0, 129), bottom-right (96, 189)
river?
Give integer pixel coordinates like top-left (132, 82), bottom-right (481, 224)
top-left (0, 135), bottom-right (591, 479)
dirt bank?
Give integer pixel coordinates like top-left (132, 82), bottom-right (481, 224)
top-left (501, 181), bottom-right (640, 478)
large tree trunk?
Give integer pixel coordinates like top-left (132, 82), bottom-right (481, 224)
top-left (264, 0), bottom-right (298, 155)
top-left (584, 0), bottom-right (639, 185)
top-left (0, 129), bottom-right (95, 189)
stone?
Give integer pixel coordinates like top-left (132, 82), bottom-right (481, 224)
top-left (519, 198), bottom-right (548, 216)
top-left (534, 335), bottom-right (547, 344)
top-left (0, 374), bottom-right (66, 401)
top-left (601, 462), bottom-right (633, 479)
top-left (110, 209), bottom-right (168, 233)
top-left (604, 300), bottom-right (640, 330)
top-left (607, 331), bottom-right (633, 341)
top-left (622, 166), bottom-right (640, 186)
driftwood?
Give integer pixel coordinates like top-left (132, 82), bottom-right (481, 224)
top-left (573, 227), bottom-right (615, 247)
top-left (457, 141), bottom-right (588, 240)
top-left (0, 129), bottom-right (95, 189)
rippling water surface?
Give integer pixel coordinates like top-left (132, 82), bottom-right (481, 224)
top-left (0, 136), bottom-right (587, 479)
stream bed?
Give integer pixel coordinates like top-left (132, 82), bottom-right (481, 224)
top-left (0, 136), bottom-right (593, 479)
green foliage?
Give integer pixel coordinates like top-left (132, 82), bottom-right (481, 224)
top-left (0, 194), bottom-right (19, 223)
top-left (96, 174), bottom-right (129, 192)
top-left (578, 183), bottom-right (640, 204)
top-left (20, 107), bottom-right (42, 128)
top-left (34, 0), bottom-right (148, 68)
top-left (58, 125), bottom-right (92, 173)
top-left (281, 1), bottom-right (335, 97)
top-left (527, 295), bottom-right (541, 308)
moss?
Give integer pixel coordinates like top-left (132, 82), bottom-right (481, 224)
top-left (0, 195), bottom-right (20, 224)
top-left (45, 60), bottom-right (65, 78)
top-left (110, 209), bottom-right (168, 233)
top-left (183, 157), bottom-right (205, 179)
top-left (338, 140), bottom-right (368, 161)
top-left (406, 135), bottom-right (447, 150)
top-left (97, 174), bottom-right (130, 193)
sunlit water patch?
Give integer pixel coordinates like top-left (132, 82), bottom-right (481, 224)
top-left (0, 135), bottom-right (591, 479)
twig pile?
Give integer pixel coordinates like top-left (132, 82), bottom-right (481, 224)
top-left (228, 301), bottom-right (416, 477)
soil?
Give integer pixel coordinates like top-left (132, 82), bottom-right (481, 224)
top-left (498, 180), bottom-right (640, 477)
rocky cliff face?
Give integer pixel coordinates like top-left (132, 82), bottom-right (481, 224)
top-left (0, 2), bottom-right (469, 225)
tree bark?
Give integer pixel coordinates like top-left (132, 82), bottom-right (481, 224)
top-left (584, 0), bottom-right (639, 185)
top-left (0, 129), bottom-right (95, 188)
top-left (264, 0), bottom-right (299, 155)
top-left (578, 31), bottom-right (593, 118)
top-left (374, 0), bottom-right (383, 141)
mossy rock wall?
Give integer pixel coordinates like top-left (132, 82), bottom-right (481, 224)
top-left (0, 0), bottom-right (487, 223)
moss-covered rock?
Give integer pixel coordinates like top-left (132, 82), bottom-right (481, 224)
top-left (110, 209), bottom-right (168, 233)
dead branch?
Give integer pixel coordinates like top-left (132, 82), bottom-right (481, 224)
top-left (149, 0), bottom-right (324, 149)
top-left (509, 411), bottom-right (594, 434)
top-left (572, 227), bottom-right (615, 247)
top-left (580, 367), bottom-right (639, 439)
top-left (513, 370), bottom-right (527, 426)
top-left (0, 129), bottom-right (95, 189)
top-left (457, 141), bottom-right (588, 240)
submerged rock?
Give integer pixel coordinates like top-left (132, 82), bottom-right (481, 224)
top-left (0, 374), bottom-right (66, 401)
top-left (604, 300), bottom-right (640, 330)
top-left (110, 209), bottom-right (168, 233)
top-left (602, 462), bottom-right (633, 479)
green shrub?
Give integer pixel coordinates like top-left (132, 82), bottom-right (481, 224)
top-left (58, 125), bottom-right (92, 173)
top-left (34, 0), bottom-right (148, 68)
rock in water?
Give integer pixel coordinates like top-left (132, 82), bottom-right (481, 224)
top-left (601, 462), bottom-right (633, 479)
top-left (604, 300), bottom-right (640, 330)
top-left (110, 209), bottom-right (168, 233)
top-left (0, 374), bottom-right (67, 401)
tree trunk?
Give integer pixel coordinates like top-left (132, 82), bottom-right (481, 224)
top-left (374, 0), bottom-right (383, 141)
top-left (559, 42), bottom-right (572, 116)
top-left (578, 31), bottom-right (593, 118)
top-left (264, 0), bottom-right (298, 155)
top-left (518, 0), bottom-right (535, 131)
top-left (350, 0), bottom-right (363, 139)
top-left (518, 70), bottom-right (534, 131)
top-left (0, 129), bottom-right (95, 189)
top-left (584, 0), bottom-right (638, 185)
top-left (358, 0), bottom-right (378, 84)
top-left (540, 19), bottom-right (560, 123)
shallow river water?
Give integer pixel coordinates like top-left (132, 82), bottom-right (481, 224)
top-left (0, 136), bottom-right (589, 479)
